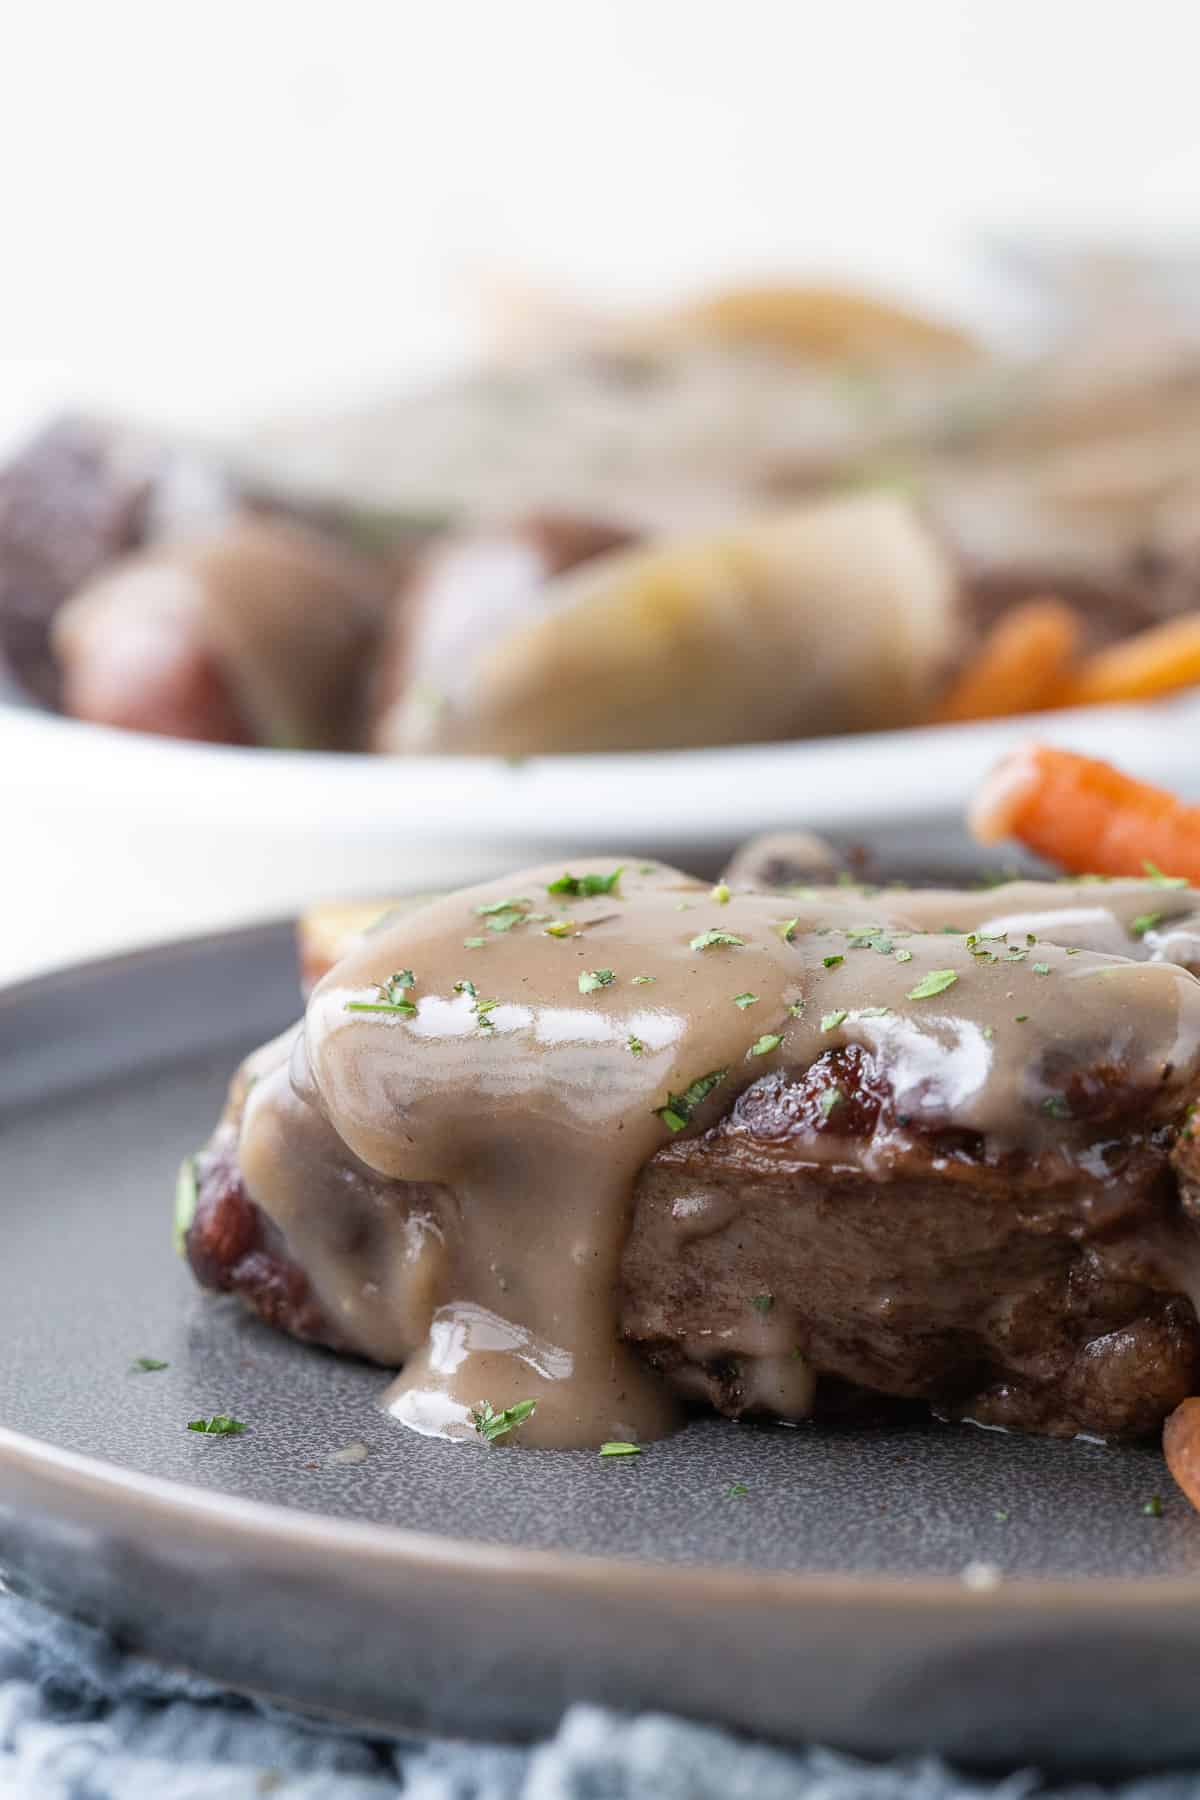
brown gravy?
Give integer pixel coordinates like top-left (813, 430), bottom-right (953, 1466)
top-left (233, 862), bottom-right (1200, 1447)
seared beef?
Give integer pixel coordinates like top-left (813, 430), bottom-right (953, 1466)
top-left (188, 1038), bottom-right (1200, 1441)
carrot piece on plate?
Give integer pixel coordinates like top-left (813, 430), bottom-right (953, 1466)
top-left (1061, 613), bottom-right (1200, 708)
top-left (969, 744), bottom-right (1200, 882)
top-left (931, 598), bottom-right (1083, 724)
top-left (1165, 1398), bottom-right (1200, 1516)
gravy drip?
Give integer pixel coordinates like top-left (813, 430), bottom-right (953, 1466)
top-left (234, 862), bottom-right (1200, 1447)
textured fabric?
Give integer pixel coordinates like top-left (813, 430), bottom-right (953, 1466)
top-left (1, 1590), bottom-right (1196, 1799)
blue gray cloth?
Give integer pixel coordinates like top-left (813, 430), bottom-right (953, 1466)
top-left (0, 1589), bottom-right (1194, 1800)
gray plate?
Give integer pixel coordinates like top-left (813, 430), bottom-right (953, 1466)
top-left (3, 923), bottom-right (1200, 1769)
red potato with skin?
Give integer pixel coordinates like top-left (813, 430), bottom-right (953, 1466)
top-left (54, 518), bottom-right (393, 750)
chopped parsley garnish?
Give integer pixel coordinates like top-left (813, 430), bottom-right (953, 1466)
top-left (471, 1399), bottom-right (537, 1443)
top-left (993, 1509), bottom-right (1009, 1522)
top-left (1143, 1495), bottom-right (1164, 1517)
top-left (579, 968), bottom-right (616, 993)
top-left (544, 920), bottom-right (574, 938)
top-left (750, 1294), bottom-right (774, 1313)
top-left (894, 947), bottom-right (913, 963)
top-left (473, 997), bottom-right (501, 1028)
top-left (174, 1155), bottom-right (198, 1257)
top-left (627, 1035), bottom-right (646, 1057)
top-left (1041, 1094), bottom-right (1071, 1119)
top-left (710, 882), bottom-right (731, 905)
top-left (1015, 1013), bottom-right (1029, 1022)
top-left (599, 1441), bottom-right (642, 1457)
top-left (847, 926), bottom-right (895, 955)
top-left (653, 1068), bottom-right (729, 1133)
top-left (819, 1087), bottom-right (844, 1119)
top-left (464, 937), bottom-right (487, 949)
top-left (1132, 912), bottom-right (1163, 938)
top-left (690, 929), bottom-right (745, 952)
top-left (132, 1356), bottom-right (168, 1372)
top-left (788, 1000), bottom-right (806, 1017)
top-left (547, 867), bottom-right (623, 898)
top-left (982, 1025), bottom-right (995, 1040)
top-left (820, 1010), bottom-right (847, 1032)
top-left (453, 978), bottom-right (478, 998)
top-left (774, 918), bottom-right (800, 943)
top-left (749, 1033), bottom-right (782, 1056)
top-left (187, 1415), bottom-right (247, 1435)
top-left (727, 1481), bottom-right (750, 1498)
top-left (483, 909), bottom-right (527, 934)
top-left (475, 896), bottom-right (530, 916)
top-left (857, 1005), bottom-right (891, 1019)
top-left (1144, 861), bottom-right (1189, 888)
top-left (345, 969), bottom-right (418, 1016)
top-left (733, 991), bottom-right (758, 1009)
top-left (1032, 961), bottom-right (1051, 975)
top-left (822, 953), bottom-right (844, 970)
top-left (631, 974), bottom-right (655, 984)
top-left (906, 969), bottom-right (958, 1000)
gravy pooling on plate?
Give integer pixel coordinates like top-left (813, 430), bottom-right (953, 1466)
top-left (212, 861), bottom-right (1200, 1448)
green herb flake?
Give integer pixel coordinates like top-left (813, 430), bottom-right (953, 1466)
top-left (464, 937), bottom-right (487, 949)
top-left (750, 1294), bottom-right (774, 1314)
top-left (579, 968), bottom-right (616, 994)
top-left (906, 969), bottom-right (959, 1000)
top-left (484, 909), bottom-right (527, 934)
top-left (1041, 1094), bottom-right (1071, 1119)
top-left (133, 1356), bottom-right (168, 1373)
top-left (1132, 912), bottom-right (1163, 939)
top-left (1032, 961), bottom-right (1051, 975)
top-left (749, 1033), bottom-right (782, 1057)
top-left (857, 1006), bottom-right (891, 1019)
top-left (733, 991), bottom-right (759, 1009)
top-left (653, 1068), bottom-right (729, 1133)
top-left (453, 978), bottom-right (478, 998)
top-left (631, 974), bottom-right (656, 984)
top-left (599, 1441), bottom-right (643, 1457)
top-left (894, 948), bottom-right (914, 963)
top-left (690, 929), bottom-right (746, 952)
top-left (345, 968), bottom-right (419, 1016)
top-left (475, 897), bottom-right (530, 917)
top-left (820, 1010), bottom-right (848, 1032)
top-left (822, 953), bottom-right (844, 970)
top-left (544, 920), bottom-right (574, 938)
top-left (788, 1000), bottom-right (806, 1017)
top-left (982, 1025), bottom-right (995, 1040)
top-left (727, 1481), bottom-right (750, 1499)
top-left (993, 1509), bottom-right (1009, 1522)
top-left (627, 1035), bottom-right (646, 1057)
top-left (710, 882), bottom-right (731, 905)
top-left (471, 1399), bottom-right (537, 1443)
top-left (819, 1087), bottom-right (844, 1119)
top-left (639, 863), bottom-right (657, 875)
top-left (1144, 861), bottom-right (1189, 888)
top-left (174, 1155), bottom-right (198, 1257)
top-left (187, 1415), bottom-right (247, 1436)
top-left (1015, 1013), bottom-right (1029, 1023)
top-left (1143, 1494), bottom-right (1164, 1517)
top-left (546, 867), bottom-right (624, 899)
top-left (774, 918), bottom-right (800, 943)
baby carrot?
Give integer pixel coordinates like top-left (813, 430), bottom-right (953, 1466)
top-left (1165, 1398), bottom-right (1200, 1517)
top-left (1062, 613), bottom-right (1200, 708)
top-left (931, 598), bottom-right (1083, 724)
top-left (969, 744), bottom-right (1200, 882)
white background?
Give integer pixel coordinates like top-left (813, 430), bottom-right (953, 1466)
top-left (3, 1), bottom-right (1200, 445)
